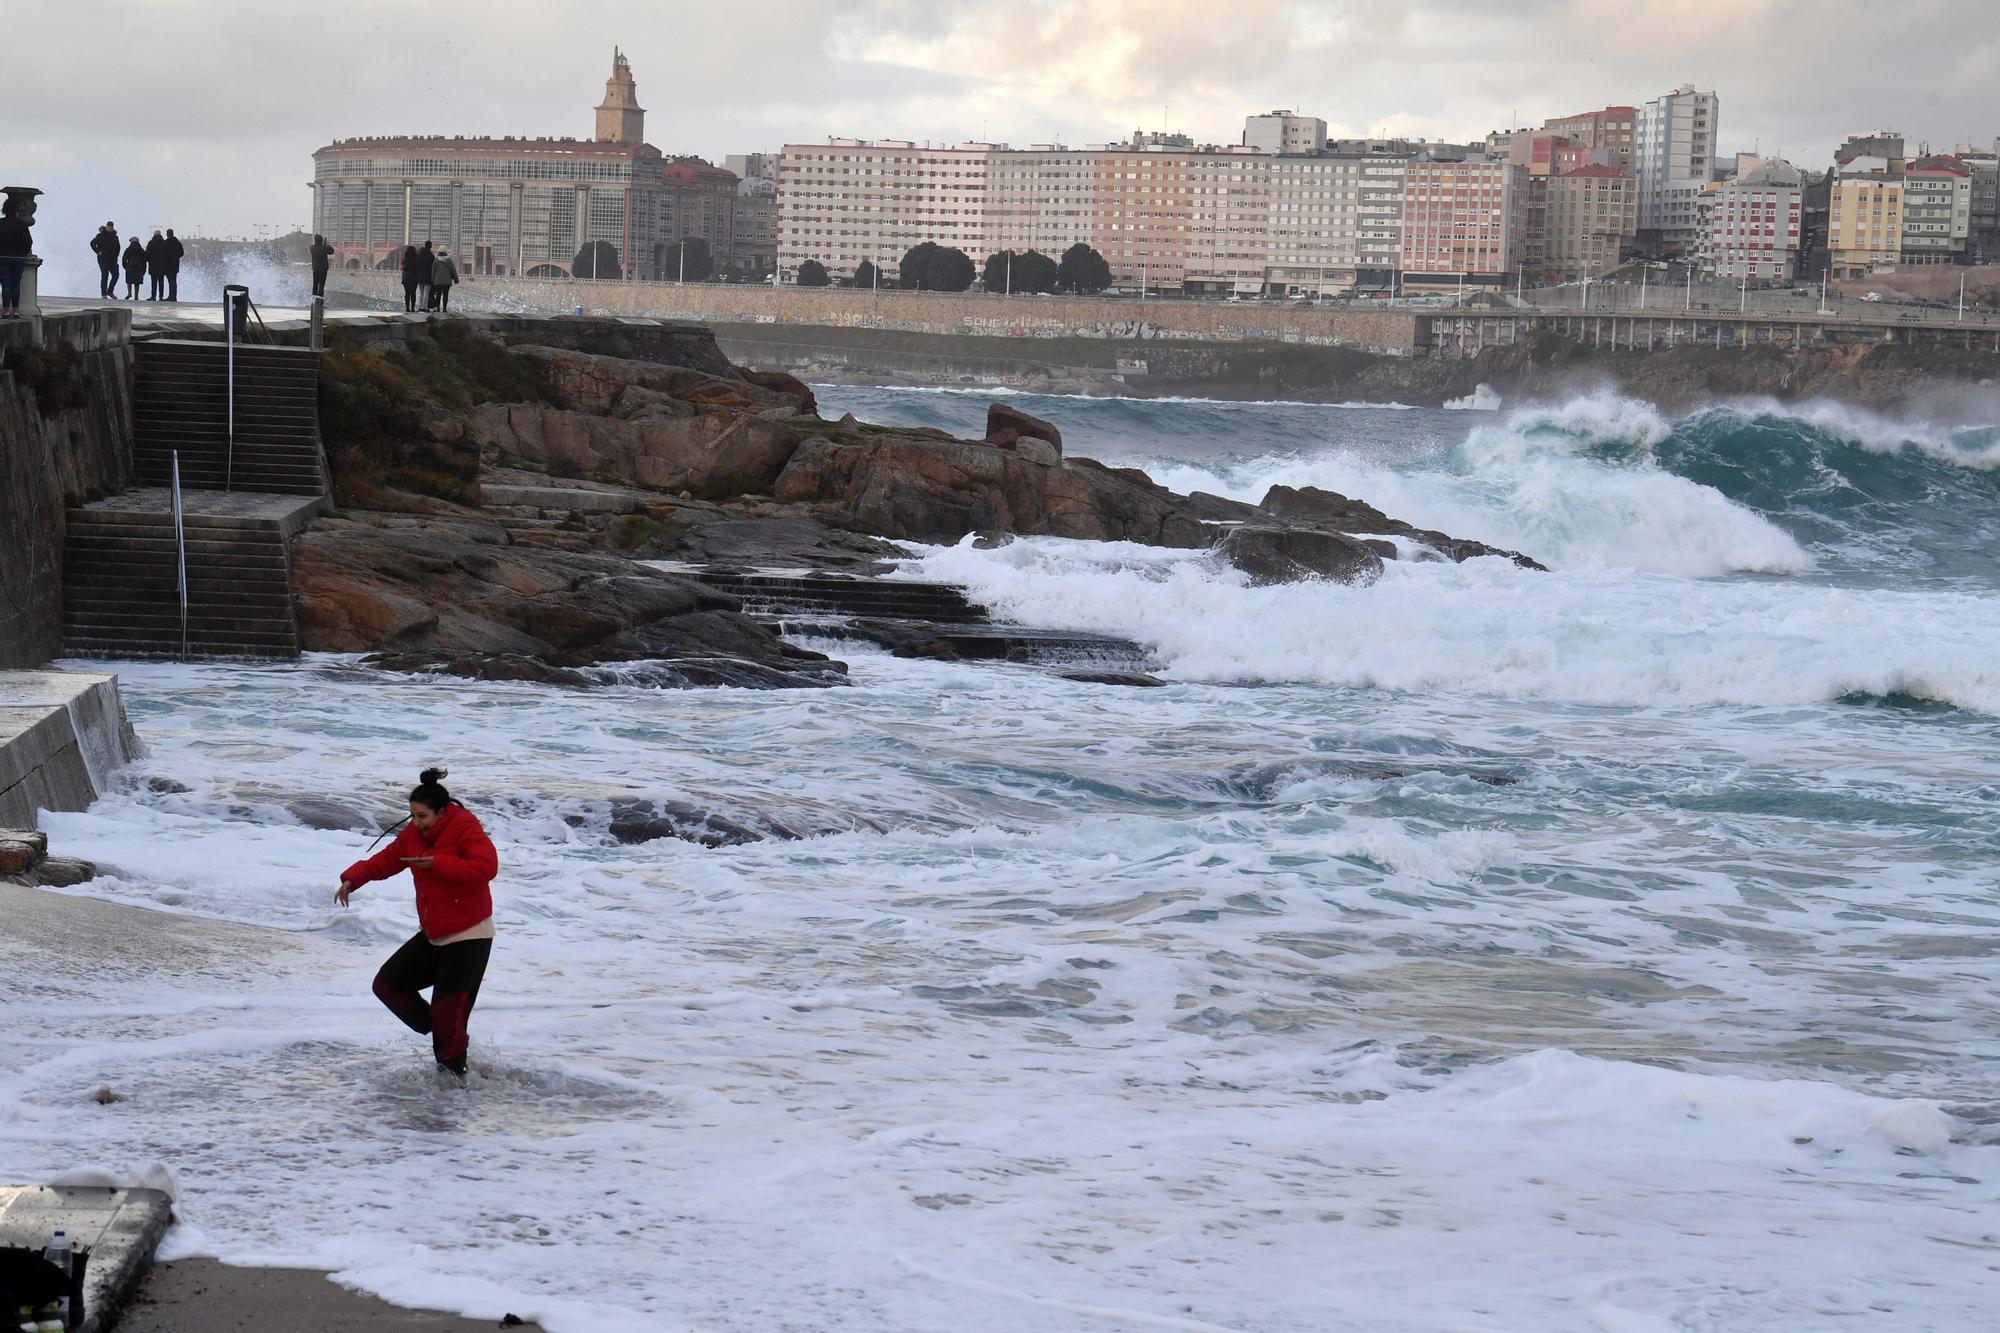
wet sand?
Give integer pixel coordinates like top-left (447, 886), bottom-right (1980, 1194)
top-left (116, 1259), bottom-right (545, 1331)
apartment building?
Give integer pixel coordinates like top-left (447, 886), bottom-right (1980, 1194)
top-left (1828, 163), bottom-right (1904, 277)
top-left (1243, 111), bottom-right (1327, 155)
top-left (1705, 162), bottom-right (1804, 282)
top-left (1955, 141), bottom-right (1999, 260)
top-left (776, 139), bottom-right (995, 280)
top-left (1543, 106), bottom-right (1638, 172)
top-left (987, 147), bottom-right (1100, 259)
top-left (1901, 156), bottom-right (1972, 263)
top-left (1634, 85), bottom-right (1719, 243)
top-left (1538, 165), bottom-right (1638, 280)
top-left (1401, 160), bottom-right (1529, 288)
top-left (1262, 150), bottom-right (1409, 293)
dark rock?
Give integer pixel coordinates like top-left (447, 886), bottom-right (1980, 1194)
top-left (1182, 491), bottom-right (1265, 524)
top-left (1059, 670), bottom-right (1168, 687)
top-left (18, 855), bottom-right (95, 888)
top-left (986, 402), bottom-right (1064, 453)
top-left (1216, 525), bottom-right (1385, 587)
top-left (1258, 484), bottom-right (1546, 570)
top-left (773, 434), bottom-right (1208, 547)
top-left (0, 831), bottom-right (48, 876)
top-left (146, 777), bottom-right (192, 795)
top-left (971, 530), bottom-right (1015, 550)
top-left (283, 798), bottom-right (379, 833)
top-left (739, 369), bottom-right (819, 417)
top-left (634, 513), bottom-right (907, 574)
top-left (606, 798), bottom-right (770, 848)
top-left (362, 652), bottom-right (597, 687)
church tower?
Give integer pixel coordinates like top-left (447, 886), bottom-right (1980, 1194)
top-left (594, 48), bottom-right (646, 143)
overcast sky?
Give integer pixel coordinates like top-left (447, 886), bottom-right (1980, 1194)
top-left (11, 0), bottom-right (1999, 258)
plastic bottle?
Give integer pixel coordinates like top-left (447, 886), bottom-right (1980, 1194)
top-left (39, 1230), bottom-right (70, 1330)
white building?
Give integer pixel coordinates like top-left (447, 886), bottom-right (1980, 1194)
top-left (1634, 84), bottom-right (1720, 245)
top-left (1243, 111), bottom-right (1328, 156)
top-left (1705, 162), bottom-right (1804, 282)
top-left (776, 139), bottom-right (997, 280)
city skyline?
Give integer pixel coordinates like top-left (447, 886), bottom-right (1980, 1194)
top-left (11, 0), bottom-right (2000, 247)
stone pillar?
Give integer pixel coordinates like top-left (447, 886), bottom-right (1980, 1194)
top-left (402, 181), bottom-right (413, 246)
top-left (450, 182), bottom-right (463, 261)
top-left (509, 183), bottom-right (524, 276)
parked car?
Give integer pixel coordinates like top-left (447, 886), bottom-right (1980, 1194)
top-left (1861, 292), bottom-right (1883, 302)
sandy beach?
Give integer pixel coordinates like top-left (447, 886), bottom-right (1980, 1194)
top-left (119, 1259), bottom-right (544, 1331)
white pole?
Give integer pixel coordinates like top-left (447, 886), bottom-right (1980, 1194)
top-left (1740, 268), bottom-right (1747, 314)
top-left (1958, 272), bottom-right (1965, 321)
top-left (1006, 252), bottom-right (1012, 296)
top-left (1141, 263), bottom-right (1147, 301)
top-left (1640, 267), bottom-right (1647, 310)
top-left (1685, 263), bottom-right (1692, 312)
top-left (1820, 271), bottom-right (1827, 316)
top-left (679, 244), bottom-right (685, 284)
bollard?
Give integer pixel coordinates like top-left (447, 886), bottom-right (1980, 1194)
top-left (223, 283), bottom-right (249, 339)
top-left (309, 295), bottom-right (325, 351)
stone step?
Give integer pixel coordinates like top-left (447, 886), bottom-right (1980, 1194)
top-left (65, 508), bottom-right (302, 533)
top-left (64, 609), bottom-right (298, 636)
top-left (60, 636), bottom-right (299, 661)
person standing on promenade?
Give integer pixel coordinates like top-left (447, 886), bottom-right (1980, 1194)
top-left (310, 234), bottom-right (334, 299)
top-left (414, 239), bottom-right (435, 312)
top-left (335, 768), bottom-right (499, 1079)
top-left (91, 223), bottom-right (119, 297)
top-left (120, 235), bottom-right (147, 300)
top-left (431, 247), bottom-right (458, 312)
top-left (398, 244), bottom-right (421, 311)
top-left (0, 199), bottom-right (31, 319)
top-left (161, 228), bottom-right (184, 301)
top-left (144, 229), bottom-right (168, 300)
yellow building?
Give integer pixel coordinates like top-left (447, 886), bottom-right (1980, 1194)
top-left (1828, 170), bottom-right (1904, 278)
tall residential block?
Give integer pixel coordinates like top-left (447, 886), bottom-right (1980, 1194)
top-left (1400, 160), bottom-right (1529, 288)
top-left (1901, 156), bottom-right (1973, 264)
top-left (1538, 165), bottom-right (1638, 280)
top-left (1705, 162), bottom-right (1805, 282)
top-left (777, 140), bottom-right (996, 281)
top-left (1827, 163), bottom-right (1904, 277)
top-left (1634, 85), bottom-right (1719, 245)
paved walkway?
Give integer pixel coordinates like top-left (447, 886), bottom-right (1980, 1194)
top-left (38, 295), bottom-right (420, 337)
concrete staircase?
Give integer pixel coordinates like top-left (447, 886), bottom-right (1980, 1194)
top-left (132, 339), bottom-right (327, 496)
top-left (60, 503), bottom-right (309, 660)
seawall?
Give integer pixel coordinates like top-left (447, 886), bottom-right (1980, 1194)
top-left (0, 311), bottom-right (136, 667)
top-left (325, 270), bottom-right (1423, 352)
top-left (0, 671), bottom-right (141, 829)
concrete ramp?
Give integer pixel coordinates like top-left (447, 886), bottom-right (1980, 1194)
top-left (0, 1185), bottom-right (173, 1333)
top-left (0, 672), bottom-right (140, 829)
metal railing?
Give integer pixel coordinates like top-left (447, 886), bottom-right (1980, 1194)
top-left (171, 450), bottom-right (189, 661)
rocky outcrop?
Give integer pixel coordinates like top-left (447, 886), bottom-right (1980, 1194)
top-left (985, 402), bottom-right (1063, 453)
top-left (465, 402), bottom-right (803, 499)
top-left (1259, 484), bottom-right (1547, 570)
top-left (739, 369), bottom-right (818, 417)
top-left (772, 433), bottom-right (1209, 547)
top-left (1217, 525), bottom-right (1386, 587)
top-left (291, 514), bottom-right (845, 687)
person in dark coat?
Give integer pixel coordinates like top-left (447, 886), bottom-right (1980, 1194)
top-left (414, 240), bottom-right (435, 313)
top-left (91, 223), bottom-right (120, 297)
top-left (430, 247), bottom-right (459, 312)
top-left (0, 198), bottom-right (33, 319)
top-left (310, 234), bottom-right (334, 299)
top-left (161, 228), bottom-right (185, 301)
top-left (144, 230), bottom-right (169, 300)
top-left (399, 244), bottom-right (421, 312)
top-left (121, 236), bottom-right (147, 300)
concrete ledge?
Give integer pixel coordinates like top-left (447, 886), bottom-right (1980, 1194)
top-left (0, 673), bottom-right (140, 828)
top-left (482, 483), bottom-right (646, 513)
top-left (0, 1185), bottom-right (173, 1333)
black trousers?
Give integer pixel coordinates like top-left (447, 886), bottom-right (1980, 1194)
top-left (312, 267), bottom-right (328, 298)
top-left (98, 262), bottom-right (116, 297)
top-left (165, 271), bottom-right (178, 301)
top-left (148, 272), bottom-right (164, 300)
top-left (371, 931), bottom-right (492, 1074)
top-left (435, 286), bottom-right (451, 312)
top-left (402, 280), bottom-right (417, 312)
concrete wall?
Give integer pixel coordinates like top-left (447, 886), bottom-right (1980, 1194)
top-left (328, 270), bottom-right (1422, 352)
top-left (0, 672), bottom-right (140, 829)
top-left (0, 311), bottom-right (136, 668)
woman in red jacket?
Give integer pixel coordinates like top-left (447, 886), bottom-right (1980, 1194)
top-left (335, 768), bottom-right (498, 1077)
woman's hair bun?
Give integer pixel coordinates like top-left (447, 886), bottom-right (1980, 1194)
top-left (420, 767), bottom-right (449, 785)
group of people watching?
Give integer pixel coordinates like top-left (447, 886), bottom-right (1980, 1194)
top-left (400, 241), bottom-right (460, 313)
top-left (91, 222), bottom-right (184, 301)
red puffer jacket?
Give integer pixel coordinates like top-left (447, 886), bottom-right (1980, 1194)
top-left (341, 803), bottom-right (498, 941)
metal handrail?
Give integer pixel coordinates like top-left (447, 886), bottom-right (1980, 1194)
top-left (223, 284), bottom-right (241, 492)
top-left (171, 451), bottom-right (189, 661)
